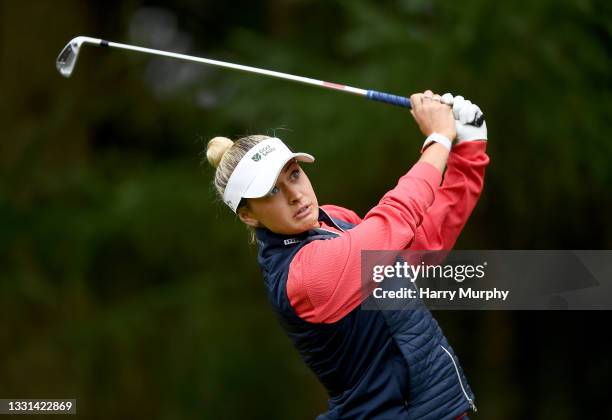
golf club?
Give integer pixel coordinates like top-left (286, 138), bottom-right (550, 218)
top-left (56, 36), bottom-right (485, 126)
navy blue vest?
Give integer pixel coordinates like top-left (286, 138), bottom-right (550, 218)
top-left (255, 208), bottom-right (476, 419)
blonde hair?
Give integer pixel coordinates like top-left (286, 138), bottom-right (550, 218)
top-left (206, 134), bottom-right (271, 203)
top-left (205, 134), bottom-right (271, 241)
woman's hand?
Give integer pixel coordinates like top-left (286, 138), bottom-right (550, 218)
top-left (451, 95), bottom-right (488, 142)
top-left (410, 90), bottom-right (456, 141)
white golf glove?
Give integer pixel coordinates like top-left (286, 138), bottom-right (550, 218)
top-left (441, 93), bottom-right (487, 143)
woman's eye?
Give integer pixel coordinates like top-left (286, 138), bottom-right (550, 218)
top-left (267, 186), bottom-right (279, 197)
top-left (290, 169), bottom-right (300, 180)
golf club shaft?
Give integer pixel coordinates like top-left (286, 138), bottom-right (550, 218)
top-left (83, 38), bottom-right (412, 108)
top-left (65, 37), bottom-right (485, 126)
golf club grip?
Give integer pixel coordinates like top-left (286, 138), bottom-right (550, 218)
top-left (367, 90), bottom-right (411, 108)
top-left (367, 90), bottom-right (485, 127)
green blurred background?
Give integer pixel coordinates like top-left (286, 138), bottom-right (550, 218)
top-left (1, 0), bottom-right (611, 418)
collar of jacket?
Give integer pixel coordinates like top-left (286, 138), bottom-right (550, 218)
top-left (255, 207), bottom-right (344, 258)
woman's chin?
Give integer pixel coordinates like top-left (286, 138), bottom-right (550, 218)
top-left (291, 217), bottom-right (317, 233)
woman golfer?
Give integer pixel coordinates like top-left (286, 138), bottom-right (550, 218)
top-left (206, 90), bottom-right (489, 419)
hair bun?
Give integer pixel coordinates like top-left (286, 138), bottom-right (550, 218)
top-left (206, 136), bottom-right (234, 168)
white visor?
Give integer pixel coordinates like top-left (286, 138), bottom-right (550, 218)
top-left (223, 137), bottom-right (315, 213)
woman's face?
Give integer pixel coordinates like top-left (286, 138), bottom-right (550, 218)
top-left (238, 160), bottom-right (320, 235)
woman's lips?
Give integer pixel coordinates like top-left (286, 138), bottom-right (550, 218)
top-left (294, 204), bottom-right (311, 219)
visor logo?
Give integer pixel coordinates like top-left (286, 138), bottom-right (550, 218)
top-left (251, 145), bottom-right (276, 162)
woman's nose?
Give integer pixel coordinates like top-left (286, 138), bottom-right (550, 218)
top-left (287, 186), bottom-right (303, 203)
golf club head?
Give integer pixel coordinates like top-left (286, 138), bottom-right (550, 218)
top-left (56, 36), bottom-right (100, 77)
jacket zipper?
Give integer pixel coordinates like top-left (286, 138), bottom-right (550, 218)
top-left (440, 345), bottom-right (477, 412)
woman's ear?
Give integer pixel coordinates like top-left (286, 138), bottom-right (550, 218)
top-left (237, 205), bottom-right (260, 228)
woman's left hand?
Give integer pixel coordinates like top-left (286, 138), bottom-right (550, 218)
top-left (450, 95), bottom-right (488, 142)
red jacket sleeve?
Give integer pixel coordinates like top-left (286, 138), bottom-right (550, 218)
top-left (286, 162), bottom-right (442, 323)
top-left (410, 141), bottom-right (489, 250)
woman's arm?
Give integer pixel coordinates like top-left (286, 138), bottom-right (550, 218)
top-left (410, 96), bottom-right (490, 250)
top-left (287, 160), bottom-right (442, 323)
top-left (287, 91), bottom-right (456, 323)
top-left (409, 141), bottom-right (489, 250)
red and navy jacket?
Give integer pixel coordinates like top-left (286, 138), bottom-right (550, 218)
top-left (255, 142), bottom-right (488, 419)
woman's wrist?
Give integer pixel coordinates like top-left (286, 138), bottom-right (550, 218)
top-left (421, 132), bottom-right (453, 153)
top-left (418, 142), bottom-right (450, 174)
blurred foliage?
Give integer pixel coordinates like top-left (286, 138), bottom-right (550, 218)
top-left (1, 0), bottom-right (611, 419)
